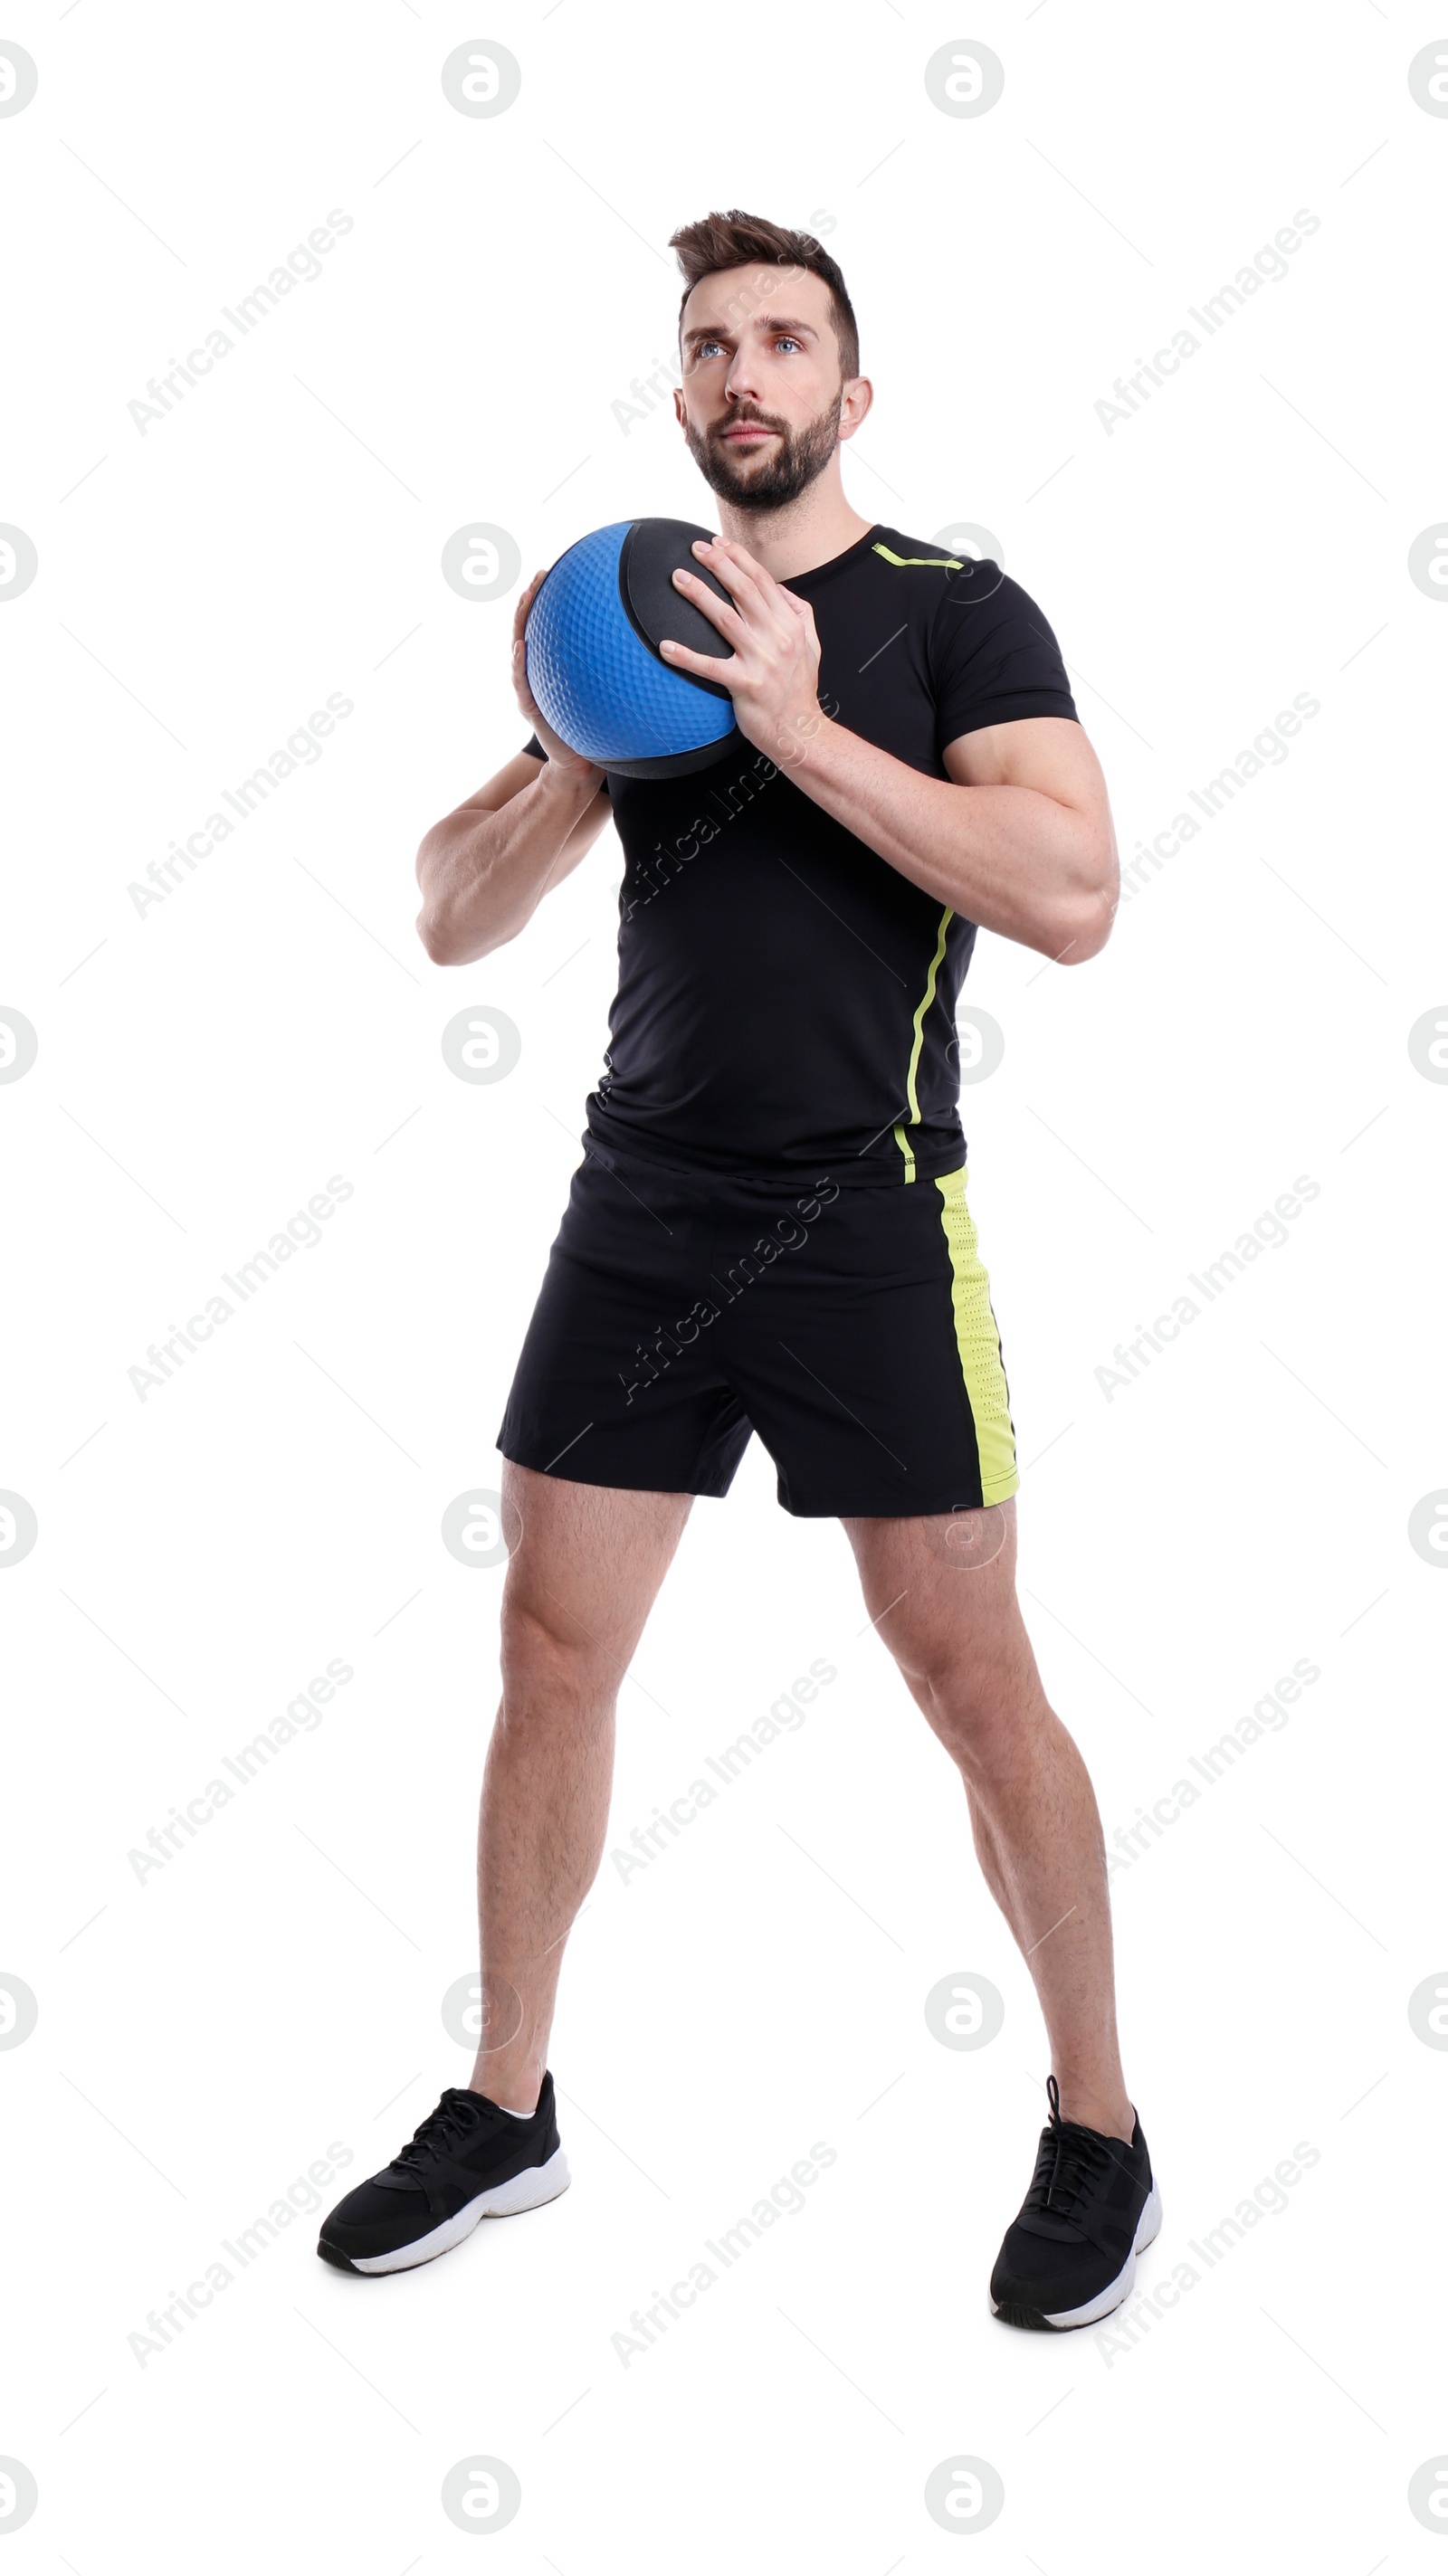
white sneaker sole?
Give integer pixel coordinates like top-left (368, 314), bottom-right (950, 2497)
top-left (1031, 2180), bottom-right (1164, 2330)
top-left (344, 2145), bottom-right (572, 2275)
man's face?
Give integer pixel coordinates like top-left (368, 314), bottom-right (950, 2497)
top-left (674, 263), bottom-right (862, 510)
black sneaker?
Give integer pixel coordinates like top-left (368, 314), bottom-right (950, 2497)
top-left (318, 2077), bottom-right (569, 2275)
top-left (990, 2075), bottom-right (1161, 2330)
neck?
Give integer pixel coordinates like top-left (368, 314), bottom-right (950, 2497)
top-left (713, 468), bottom-right (873, 583)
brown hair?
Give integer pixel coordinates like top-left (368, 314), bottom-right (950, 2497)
top-left (667, 209), bottom-right (860, 382)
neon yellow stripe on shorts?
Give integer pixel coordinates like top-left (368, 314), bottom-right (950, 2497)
top-left (934, 1165), bottom-right (1019, 1504)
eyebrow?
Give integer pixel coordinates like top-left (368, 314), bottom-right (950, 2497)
top-left (681, 315), bottom-right (820, 351)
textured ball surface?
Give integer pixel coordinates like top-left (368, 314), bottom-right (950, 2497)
top-left (525, 519), bottom-right (738, 779)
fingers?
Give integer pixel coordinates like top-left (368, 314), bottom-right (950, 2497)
top-left (688, 535), bottom-right (772, 612)
top-left (674, 541), bottom-right (790, 643)
top-left (682, 541), bottom-right (805, 652)
top-left (670, 565), bottom-right (745, 642)
top-left (659, 637), bottom-right (738, 683)
top-left (512, 567), bottom-right (546, 646)
top-left (512, 571), bottom-right (548, 720)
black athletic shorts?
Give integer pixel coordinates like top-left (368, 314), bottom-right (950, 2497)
top-left (496, 1144), bottom-right (1019, 1518)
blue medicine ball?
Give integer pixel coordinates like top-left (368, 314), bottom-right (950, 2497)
top-left (525, 518), bottom-right (738, 779)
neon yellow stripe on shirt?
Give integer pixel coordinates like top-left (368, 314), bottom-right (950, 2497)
top-left (872, 545), bottom-right (965, 568)
top-left (893, 906), bottom-right (953, 1181)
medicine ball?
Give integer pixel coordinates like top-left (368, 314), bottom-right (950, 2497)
top-left (524, 518), bottom-right (738, 779)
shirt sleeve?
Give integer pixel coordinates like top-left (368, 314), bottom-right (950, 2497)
top-left (929, 565), bottom-right (1078, 752)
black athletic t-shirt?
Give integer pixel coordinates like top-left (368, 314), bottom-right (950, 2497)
top-left (521, 522), bottom-right (1077, 1186)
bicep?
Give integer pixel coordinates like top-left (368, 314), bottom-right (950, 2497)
top-left (942, 716), bottom-right (1108, 820)
top-left (943, 715), bottom-right (1118, 959)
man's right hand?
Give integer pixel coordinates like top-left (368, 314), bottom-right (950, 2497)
top-left (513, 568), bottom-right (605, 786)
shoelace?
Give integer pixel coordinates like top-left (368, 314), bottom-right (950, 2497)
top-left (1023, 2073), bottom-right (1122, 2224)
top-left (389, 2090), bottom-right (496, 2177)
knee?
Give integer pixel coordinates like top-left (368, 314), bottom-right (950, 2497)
top-left (915, 1659), bottom-right (1047, 1784)
top-left (499, 1592), bottom-right (613, 1711)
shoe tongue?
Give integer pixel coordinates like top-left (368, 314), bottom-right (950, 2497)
top-left (1047, 2116), bottom-right (1117, 2171)
top-left (376, 2087), bottom-right (490, 2192)
top-left (1017, 2124), bottom-right (1103, 2239)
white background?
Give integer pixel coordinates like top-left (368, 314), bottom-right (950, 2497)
top-left (3, 1), bottom-right (1445, 2566)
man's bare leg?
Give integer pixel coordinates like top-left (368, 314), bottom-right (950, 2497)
top-left (843, 1497), bottom-right (1132, 2142)
top-left (469, 1461), bottom-right (692, 2112)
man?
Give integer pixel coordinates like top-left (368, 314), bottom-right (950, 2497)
top-left (319, 210), bottom-right (1160, 2332)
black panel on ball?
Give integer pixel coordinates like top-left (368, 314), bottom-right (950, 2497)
top-left (601, 735), bottom-right (742, 782)
top-left (618, 518), bottom-right (735, 703)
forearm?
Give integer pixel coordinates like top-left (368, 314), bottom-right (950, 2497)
top-left (783, 717), bottom-right (1116, 962)
top-left (416, 762), bottom-right (601, 965)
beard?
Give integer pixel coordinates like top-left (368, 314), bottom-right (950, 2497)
top-left (682, 392), bottom-right (843, 513)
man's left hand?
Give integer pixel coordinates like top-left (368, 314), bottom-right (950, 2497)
top-left (662, 537), bottom-right (825, 767)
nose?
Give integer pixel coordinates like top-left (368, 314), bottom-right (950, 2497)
top-left (723, 344), bottom-right (763, 408)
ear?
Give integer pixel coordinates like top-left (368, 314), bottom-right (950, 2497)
top-left (836, 375), bottom-right (874, 439)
